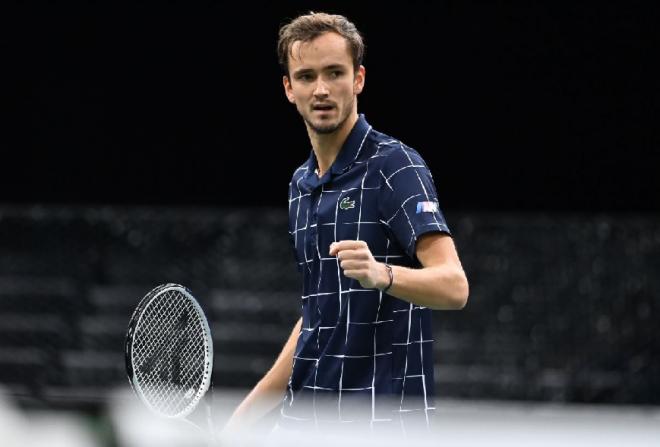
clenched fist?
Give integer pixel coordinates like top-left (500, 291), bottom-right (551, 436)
top-left (329, 240), bottom-right (390, 290)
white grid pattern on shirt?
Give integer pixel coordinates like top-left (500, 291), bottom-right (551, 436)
top-left (286, 130), bottom-right (444, 429)
top-left (402, 142), bottom-right (443, 231)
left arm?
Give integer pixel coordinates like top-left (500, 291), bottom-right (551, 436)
top-left (329, 233), bottom-right (469, 310)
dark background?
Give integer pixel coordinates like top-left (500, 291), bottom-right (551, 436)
top-left (0, 3), bottom-right (659, 427)
top-left (3, 1), bottom-right (658, 212)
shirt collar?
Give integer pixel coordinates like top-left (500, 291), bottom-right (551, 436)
top-left (303, 114), bottom-right (371, 185)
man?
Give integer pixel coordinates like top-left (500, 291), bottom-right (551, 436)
top-left (227, 12), bottom-right (468, 433)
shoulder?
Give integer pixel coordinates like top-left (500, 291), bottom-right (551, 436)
top-left (367, 129), bottom-right (429, 176)
top-left (288, 162), bottom-right (310, 189)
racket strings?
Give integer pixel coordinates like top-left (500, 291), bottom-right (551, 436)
top-left (132, 289), bottom-right (211, 417)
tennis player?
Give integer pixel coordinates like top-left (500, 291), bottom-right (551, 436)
top-left (227, 11), bottom-right (469, 434)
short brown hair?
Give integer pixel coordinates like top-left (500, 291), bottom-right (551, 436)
top-left (277, 12), bottom-right (365, 76)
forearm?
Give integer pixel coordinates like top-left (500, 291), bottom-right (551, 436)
top-left (330, 234), bottom-right (469, 310)
top-left (226, 317), bottom-right (301, 429)
top-left (385, 263), bottom-right (469, 310)
top-left (256, 316), bottom-right (301, 392)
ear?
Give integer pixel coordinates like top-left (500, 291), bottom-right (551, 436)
top-left (353, 65), bottom-right (366, 95)
top-left (283, 75), bottom-right (296, 103)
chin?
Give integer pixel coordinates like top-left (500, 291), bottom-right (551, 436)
top-left (313, 124), bottom-right (340, 134)
top-left (307, 118), bottom-right (340, 135)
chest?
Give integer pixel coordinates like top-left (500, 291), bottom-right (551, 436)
top-left (289, 165), bottom-right (393, 262)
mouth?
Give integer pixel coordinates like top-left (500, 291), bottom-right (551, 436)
top-left (312, 104), bottom-right (335, 113)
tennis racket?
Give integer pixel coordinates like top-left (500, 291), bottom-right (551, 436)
top-left (125, 283), bottom-right (216, 443)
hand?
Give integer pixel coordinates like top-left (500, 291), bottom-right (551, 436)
top-left (329, 240), bottom-right (389, 290)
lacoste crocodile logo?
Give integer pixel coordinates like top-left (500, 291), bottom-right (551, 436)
top-left (339, 197), bottom-right (355, 210)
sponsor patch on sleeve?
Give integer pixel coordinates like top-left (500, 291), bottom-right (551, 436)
top-left (416, 201), bottom-right (439, 214)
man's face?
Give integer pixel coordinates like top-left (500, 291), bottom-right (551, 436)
top-left (283, 32), bottom-right (365, 135)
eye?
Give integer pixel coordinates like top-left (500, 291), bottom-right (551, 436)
top-left (329, 70), bottom-right (343, 79)
top-left (297, 73), bottom-right (314, 82)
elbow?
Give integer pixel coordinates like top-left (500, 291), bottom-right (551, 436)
top-left (453, 275), bottom-right (469, 309)
top-left (439, 269), bottom-right (469, 310)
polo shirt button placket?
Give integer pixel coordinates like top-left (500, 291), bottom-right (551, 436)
top-left (309, 192), bottom-right (319, 248)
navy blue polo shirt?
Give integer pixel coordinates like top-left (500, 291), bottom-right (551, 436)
top-left (282, 114), bottom-right (451, 429)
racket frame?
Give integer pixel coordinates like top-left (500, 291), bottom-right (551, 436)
top-left (125, 283), bottom-right (214, 419)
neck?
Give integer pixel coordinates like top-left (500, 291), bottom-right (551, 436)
top-left (307, 111), bottom-right (359, 177)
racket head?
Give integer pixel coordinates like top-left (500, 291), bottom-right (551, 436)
top-left (125, 283), bottom-right (213, 418)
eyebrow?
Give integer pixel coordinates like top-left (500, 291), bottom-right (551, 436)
top-left (324, 64), bottom-right (346, 71)
top-left (292, 68), bottom-right (314, 77)
top-left (292, 64), bottom-right (348, 77)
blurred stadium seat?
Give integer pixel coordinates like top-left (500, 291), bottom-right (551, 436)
top-left (0, 205), bottom-right (657, 412)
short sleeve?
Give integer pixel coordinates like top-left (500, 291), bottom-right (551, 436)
top-left (378, 145), bottom-right (451, 259)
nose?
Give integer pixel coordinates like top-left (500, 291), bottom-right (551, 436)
top-left (313, 79), bottom-right (329, 98)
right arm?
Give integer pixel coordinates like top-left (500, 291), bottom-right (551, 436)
top-left (224, 317), bottom-right (301, 430)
